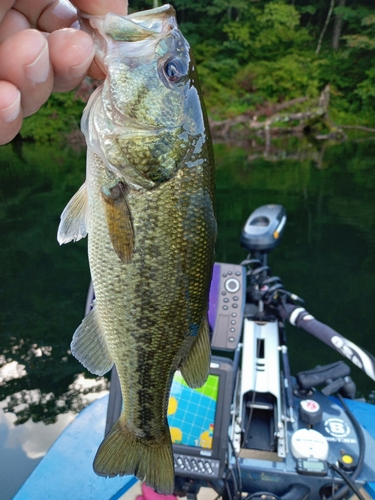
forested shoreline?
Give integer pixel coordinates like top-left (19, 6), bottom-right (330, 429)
top-left (20, 0), bottom-right (375, 142)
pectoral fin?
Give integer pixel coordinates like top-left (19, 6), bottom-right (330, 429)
top-left (101, 182), bottom-right (134, 264)
top-left (71, 302), bottom-right (114, 376)
top-left (57, 183), bottom-right (88, 244)
top-left (181, 317), bottom-right (211, 389)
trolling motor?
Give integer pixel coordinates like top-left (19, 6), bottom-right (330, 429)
top-left (224, 204), bottom-right (375, 500)
top-left (240, 203), bottom-right (287, 255)
top-left (239, 204), bottom-right (375, 384)
top-left (233, 204), bottom-right (294, 463)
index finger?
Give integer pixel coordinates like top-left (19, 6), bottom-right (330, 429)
top-left (71, 0), bottom-right (128, 16)
top-left (11, 0), bottom-right (128, 34)
top-left (13, 0), bottom-right (77, 30)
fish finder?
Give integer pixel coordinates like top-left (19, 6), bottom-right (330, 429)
top-left (105, 356), bottom-right (234, 481)
top-left (170, 356), bottom-right (234, 480)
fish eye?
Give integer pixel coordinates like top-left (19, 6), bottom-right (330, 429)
top-left (164, 58), bottom-right (186, 83)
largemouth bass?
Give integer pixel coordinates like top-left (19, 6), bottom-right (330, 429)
top-left (57, 4), bottom-right (216, 494)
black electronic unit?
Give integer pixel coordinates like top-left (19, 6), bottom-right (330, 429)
top-left (170, 356), bottom-right (234, 480)
top-left (208, 263), bottom-right (246, 351)
top-left (296, 458), bottom-right (328, 477)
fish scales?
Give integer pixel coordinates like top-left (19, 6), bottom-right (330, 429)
top-left (87, 148), bottom-right (214, 435)
top-left (57, 4), bottom-right (216, 494)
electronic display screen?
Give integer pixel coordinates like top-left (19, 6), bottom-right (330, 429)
top-left (167, 372), bottom-right (219, 450)
top-left (296, 458), bottom-right (328, 477)
top-left (303, 460), bottom-right (325, 471)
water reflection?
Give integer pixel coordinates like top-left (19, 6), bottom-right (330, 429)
top-left (0, 372), bottom-right (108, 499)
top-left (0, 357), bottom-right (109, 425)
top-left (0, 399), bottom-right (75, 460)
top-left (0, 398), bottom-right (75, 500)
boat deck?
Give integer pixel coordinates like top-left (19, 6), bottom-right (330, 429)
top-left (13, 394), bottom-right (375, 500)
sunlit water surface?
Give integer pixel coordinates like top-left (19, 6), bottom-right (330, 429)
top-left (1, 137), bottom-right (375, 499)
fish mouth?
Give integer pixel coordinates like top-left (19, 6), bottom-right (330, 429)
top-left (80, 5), bottom-right (197, 189)
top-left (79, 4), bottom-right (178, 71)
top-left (107, 4), bottom-right (177, 39)
top-left (80, 4), bottom-right (189, 130)
top-left (79, 3), bottom-right (177, 35)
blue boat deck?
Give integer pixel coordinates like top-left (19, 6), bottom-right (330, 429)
top-left (13, 395), bottom-right (136, 500)
top-left (13, 395), bottom-right (375, 500)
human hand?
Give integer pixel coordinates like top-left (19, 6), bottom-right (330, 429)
top-left (0, 0), bottom-right (128, 145)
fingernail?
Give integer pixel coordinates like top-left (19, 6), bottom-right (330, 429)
top-left (69, 43), bottom-right (95, 79)
top-left (1, 91), bottom-right (21, 123)
top-left (25, 42), bottom-right (50, 83)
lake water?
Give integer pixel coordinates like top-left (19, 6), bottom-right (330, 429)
top-left (1, 136), bottom-right (375, 498)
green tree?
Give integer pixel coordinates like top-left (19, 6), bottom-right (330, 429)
top-left (18, 0), bottom-right (375, 140)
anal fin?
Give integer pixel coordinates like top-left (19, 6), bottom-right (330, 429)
top-left (71, 302), bottom-right (114, 376)
top-left (101, 182), bottom-right (134, 263)
top-left (181, 317), bottom-right (211, 388)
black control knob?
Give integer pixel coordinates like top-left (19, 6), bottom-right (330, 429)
top-left (299, 399), bottom-right (323, 425)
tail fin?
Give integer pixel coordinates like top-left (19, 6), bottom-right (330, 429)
top-left (93, 418), bottom-right (175, 494)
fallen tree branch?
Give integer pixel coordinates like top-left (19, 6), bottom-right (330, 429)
top-left (209, 86), bottom-right (351, 142)
top-left (210, 96), bottom-right (309, 128)
top-left (210, 85), bottom-right (329, 137)
top-left (339, 124), bottom-right (375, 133)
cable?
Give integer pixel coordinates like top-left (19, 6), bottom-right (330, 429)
top-left (337, 394), bottom-right (366, 478)
top-left (229, 466), bottom-right (239, 500)
top-left (261, 276), bottom-right (282, 286)
top-left (224, 468), bottom-right (234, 500)
top-left (328, 463), bottom-right (366, 500)
top-left (213, 466), bottom-right (235, 500)
top-left (263, 283), bottom-right (284, 300)
top-left (247, 265), bottom-right (271, 278)
top-left (240, 258), bottom-right (262, 267)
top-left (325, 393), bottom-right (366, 500)
top-left (330, 470), bottom-right (336, 500)
top-left (228, 436), bottom-right (242, 500)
